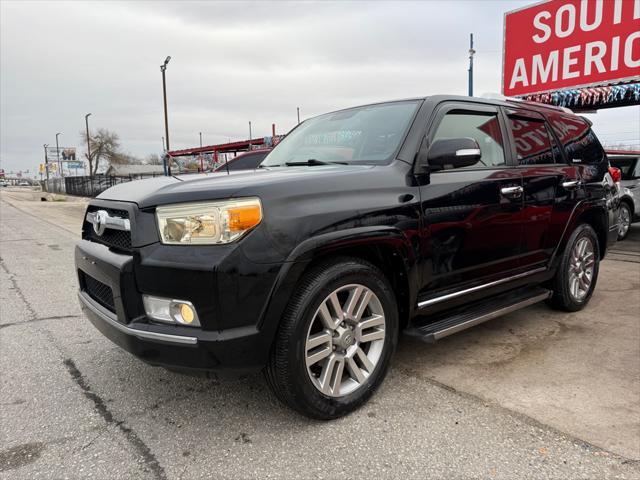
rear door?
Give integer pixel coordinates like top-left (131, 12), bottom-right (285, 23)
top-left (418, 102), bottom-right (525, 294)
top-left (503, 107), bottom-right (582, 269)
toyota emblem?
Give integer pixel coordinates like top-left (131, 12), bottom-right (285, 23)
top-left (93, 210), bottom-right (108, 236)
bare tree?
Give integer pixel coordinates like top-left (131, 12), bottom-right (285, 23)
top-left (80, 128), bottom-right (120, 175)
top-left (144, 154), bottom-right (163, 165)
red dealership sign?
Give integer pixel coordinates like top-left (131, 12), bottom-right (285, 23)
top-left (503, 0), bottom-right (640, 96)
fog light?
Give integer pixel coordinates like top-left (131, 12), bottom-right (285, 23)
top-left (142, 295), bottom-right (200, 327)
top-left (176, 303), bottom-right (195, 325)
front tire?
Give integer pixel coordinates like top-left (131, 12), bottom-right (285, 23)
top-left (264, 257), bottom-right (398, 420)
top-left (548, 224), bottom-right (600, 312)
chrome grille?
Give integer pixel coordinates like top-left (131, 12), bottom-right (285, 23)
top-left (83, 206), bottom-right (132, 251)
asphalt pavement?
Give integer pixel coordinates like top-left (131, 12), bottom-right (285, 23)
top-left (1, 190), bottom-right (639, 479)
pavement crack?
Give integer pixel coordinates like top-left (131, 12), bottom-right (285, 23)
top-left (0, 315), bottom-right (81, 330)
top-left (62, 358), bottom-right (167, 480)
top-left (0, 256), bottom-right (38, 320)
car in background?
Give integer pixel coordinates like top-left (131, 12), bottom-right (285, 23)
top-left (607, 150), bottom-right (640, 240)
top-left (213, 148), bottom-right (271, 172)
top-left (18, 181), bottom-right (30, 186)
top-left (0, 180), bottom-right (8, 187)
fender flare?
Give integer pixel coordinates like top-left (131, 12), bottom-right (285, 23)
top-left (255, 226), bottom-right (415, 348)
top-left (549, 199), bottom-right (608, 267)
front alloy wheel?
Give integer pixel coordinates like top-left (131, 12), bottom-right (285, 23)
top-left (265, 257), bottom-right (398, 420)
top-left (305, 284), bottom-right (386, 397)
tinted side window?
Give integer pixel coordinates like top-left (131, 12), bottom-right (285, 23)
top-left (509, 117), bottom-right (563, 165)
top-left (227, 152), bottom-right (267, 171)
top-left (634, 159), bottom-right (640, 178)
top-left (432, 111), bottom-right (506, 168)
top-left (546, 112), bottom-right (604, 165)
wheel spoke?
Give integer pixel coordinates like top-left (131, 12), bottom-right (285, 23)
top-left (359, 313), bottom-right (384, 330)
top-left (355, 346), bottom-right (375, 373)
top-left (578, 275), bottom-right (589, 291)
top-left (306, 346), bottom-right (332, 367)
top-left (360, 328), bottom-right (385, 343)
top-left (345, 356), bottom-right (367, 384)
top-left (328, 292), bottom-right (343, 323)
top-left (355, 290), bottom-right (372, 321)
top-left (344, 285), bottom-right (364, 318)
top-left (319, 354), bottom-right (344, 396)
top-left (570, 276), bottom-right (579, 298)
top-left (306, 331), bottom-right (331, 350)
top-left (317, 303), bottom-right (338, 330)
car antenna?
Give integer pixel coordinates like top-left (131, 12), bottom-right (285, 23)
top-left (225, 154), bottom-right (230, 175)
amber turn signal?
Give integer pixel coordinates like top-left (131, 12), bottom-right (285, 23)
top-left (227, 204), bottom-right (262, 232)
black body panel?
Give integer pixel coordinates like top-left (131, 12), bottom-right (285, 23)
top-left (75, 95), bottom-right (616, 372)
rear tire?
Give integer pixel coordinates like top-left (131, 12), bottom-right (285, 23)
top-left (264, 257), bottom-right (398, 420)
top-left (547, 224), bottom-right (600, 312)
top-left (618, 202), bottom-right (632, 240)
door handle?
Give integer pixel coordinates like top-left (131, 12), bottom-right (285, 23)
top-left (562, 180), bottom-right (582, 189)
top-left (500, 186), bottom-right (523, 198)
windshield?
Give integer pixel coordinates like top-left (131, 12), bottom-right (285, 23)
top-left (261, 100), bottom-right (420, 167)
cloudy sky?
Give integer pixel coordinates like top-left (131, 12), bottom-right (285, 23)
top-left (1, 0), bottom-right (638, 176)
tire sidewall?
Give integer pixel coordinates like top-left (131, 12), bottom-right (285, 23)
top-left (285, 261), bottom-right (398, 419)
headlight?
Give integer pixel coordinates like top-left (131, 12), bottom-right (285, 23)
top-left (156, 198), bottom-right (262, 245)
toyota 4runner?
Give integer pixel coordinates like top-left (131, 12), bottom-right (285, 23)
top-left (76, 95), bottom-right (618, 419)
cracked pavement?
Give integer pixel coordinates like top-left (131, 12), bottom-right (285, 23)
top-left (1, 189), bottom-right (639, 479)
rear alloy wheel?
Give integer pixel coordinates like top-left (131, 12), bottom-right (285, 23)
top-left (618, 203), bottom-right (631, 240)
top-left (548, 223), bottom-right (600, 312)
top-left (265, 257), bottom-right (398, 420)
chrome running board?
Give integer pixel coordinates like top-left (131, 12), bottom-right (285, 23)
top-left (406, 287), bottom-right (551, 343)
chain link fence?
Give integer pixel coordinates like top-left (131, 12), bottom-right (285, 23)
top-left (44, 174), bottom-right (162, 197)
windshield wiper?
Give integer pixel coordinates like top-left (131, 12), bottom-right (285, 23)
top-left (285, 159), bottom-right (348, 166)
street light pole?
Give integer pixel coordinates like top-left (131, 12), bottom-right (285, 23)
top-left (468, 33), bottom-right (475, 97)
top-left (85, 113), bottom-right (92, 178)
top-left (55, 132), bottom-right (62, 178)
top-left (160, 56), bottom-right (171, 175)
top-left (43, 144), bottom-right (49, 181)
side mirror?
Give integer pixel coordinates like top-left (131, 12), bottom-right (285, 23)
top-left (421, 137), bottom-right (482, 171)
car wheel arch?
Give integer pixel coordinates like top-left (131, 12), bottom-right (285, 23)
top-left (260, 227), bottom-right (416, 342)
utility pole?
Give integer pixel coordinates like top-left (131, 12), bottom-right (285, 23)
top-left (43, 144), bottom-right (49, 181)
top-left (468, 33), bottom-right (475, 97)
top-left (162, 136), bottom-right (165, 151)
top-left (160, 56), bottom-right (171, 175)
top-left (248, 121), bottom-right (252, 151)
top-left (55, 133), bottom-right (62, 178)
top-left (85, 113), bottom-right (92, 178)
top-left (199, 132), bottom-right (203, 171)
top-left (297, 107), bottom-right (300, 125)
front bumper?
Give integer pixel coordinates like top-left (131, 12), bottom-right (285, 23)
top-left (78, 290), bottom-right (263, 372)
top-left (75, 237), bottom-right (280, 373)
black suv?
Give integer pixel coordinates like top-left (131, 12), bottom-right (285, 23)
top-left (76, 95), bottom-right (618, 419)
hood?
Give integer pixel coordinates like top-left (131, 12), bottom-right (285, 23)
top-left (97, 165), bottom-right (375, 208)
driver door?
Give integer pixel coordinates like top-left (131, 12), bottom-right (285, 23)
top-left (418, 102), bottom-right (525, 298)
